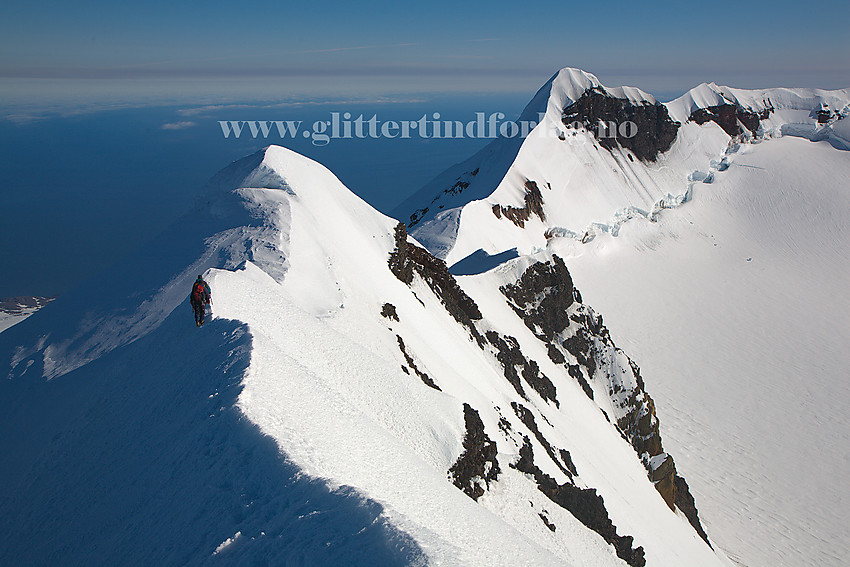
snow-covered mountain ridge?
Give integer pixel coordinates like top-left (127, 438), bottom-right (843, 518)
top-left (392, 67), bottom-right (850, 567)
top-left (394, 68), bottom-right (850, 266)
top-left (1, 144), bottom-right (731, 566)
top-left (3, 66), bottom-right (846, 566)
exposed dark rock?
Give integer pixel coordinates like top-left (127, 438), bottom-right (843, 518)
top-left (547, 343), bottom-right (566, 364)
top-left (512, 402), bottom-right (573, 479)
top-left (561, 87), bottom-right (680, 162)
top-left (485, 331), bottom-right (558, 406)
top-left (650, 454), bottom-right (677, 509)
top-left (448, 404), bottom-right (501, 500)
top-left (396, 335), bottom-right (441, 391)
top-left (491, 181), bottom-right (546, 228)
top-left (559, 449), bottom-right (578, 477)
top-left (389, 223), bottom-right (484, 344)
top-left (408, 207), bottom-right (429, 227)
top-left (0, 296), bottom-right (55, 315)
top-left (501, 257), bottom-right (712, 545)
top-left (512, 437), bottom-right (645, 567)
top-left (498, 416), bottom-right (513, 436)
top-left (388, 223), bottom-right (415, 285)
top-left (674, 474), bottom-right (712, 548)
top-left (563, 329), bottom-right (595, 377)
top-left (616, 388), bottom-right (662, 460)
top-left (539, 513), bottom-right (557, 532)
top-left (568, 364), bottom-right (594, 400)
top-left (380, 303), bottom-right (399, 321)
top-left (501, 255), bottom-right (574, 341)
top-left (484, 331), bottom-right (527, 399)
top-left (446, 180), bottom-right (469, 196)
top-left (522, 359), bottom-right (558, 407)
top-left (689, 103), bottom-right (772, 136)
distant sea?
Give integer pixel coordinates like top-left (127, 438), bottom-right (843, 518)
top-left (0, 93), bottom-right (530, 297)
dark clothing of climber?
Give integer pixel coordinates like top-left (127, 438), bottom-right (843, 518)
top-left (189, 276), bottom-right (212, 327)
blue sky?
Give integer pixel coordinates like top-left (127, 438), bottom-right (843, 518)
top-left (2, 0), bottom-right (848, 102)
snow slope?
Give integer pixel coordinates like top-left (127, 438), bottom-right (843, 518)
top-left (0, 296), bottom-right (54, 333)
top-left (555, 136), bottom-right (850, 567)
top-left (1, 145), bottom-right (730, 566)
top-left (396, 68), bottom-right (850, 268)
top-left (395, 67), bottom-right (850, 566)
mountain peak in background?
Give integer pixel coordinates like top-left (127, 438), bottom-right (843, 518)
top-left (394, 67), bottom-right (849, 266)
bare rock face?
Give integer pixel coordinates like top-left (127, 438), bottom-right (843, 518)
top-left (0, 296), bottom-right (55, 316)
top-left (689, 103), bottom-right (772, 136)
top-left (512, 436), bottom-right (646, 567)
top-left (380, 302), bottom-right (399, 321)
top-left (491, 181), bottom-right (546, 228)
top-left (501, 256), bottom-right (712, 547)
top-left (389, 223), bottom-right (483, 341)
top-left (448, 404), bottom-right (501, 500)
top-left (485, 331), bottom-right (558, 406)
top-left (389, 226), bottom-right (711, 552)
top-left (675, 474), bottom-right (712, 547)
top-left (500, 255), bottom-right (575, 341)
top-left (561, 87), bottom-right (680, 162)
top-left (650, 454), bottom-right (677, 508)
top-left (396, 334), bottom-right (441, 391)
top-left (816, 108), bottom-right (833, 124)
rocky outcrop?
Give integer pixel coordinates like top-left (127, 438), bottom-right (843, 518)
top-left (561, 87), bottom-right (680, 162)
top-left (500, 255), bottom-right (575, 341)
top-left (448, 404), bottom-right (501, 500)
top-left (380, 302), bottom-right (399, 321)
top-left (675, 474), bottom-right (711, 547)
top-left (512, 402), bottom-right (574, 479)
top-left (512, 437), bottom-right (646, 567)
top-left (501, 256), bottom-right (712, 547)
top-left (389, 223), bottom-right (483, 343)
top-left (491, 180), bottom-right (546, 228)
top-left (0, 296), bottom-right (55, 315)
top-left (390, 227), bottom-right (712, 549)
top-left (396, 335), bottom-right (440, 391)
top-left (485, 331), bottom-right (558, 406)
top-left (408, 168), bottom-right (478, 228)
top-left (689, 103), bottom-right (772, 136)
top-left (500, 256), bottom-right (593, 399)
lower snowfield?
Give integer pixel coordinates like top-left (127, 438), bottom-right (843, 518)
top-left (553, 136), bottom-right (850, 567)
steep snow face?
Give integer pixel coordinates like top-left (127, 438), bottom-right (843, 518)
top-left (1, 145), bottom-right (731, 566)
top-left (397, 68), bottom-right (850, 269)
top-left (204, 146), bottom-right (729, 566)
top-left (557, 136), bottom-right (850, 567)
top-left (395, 67), bottom-right (850, 567)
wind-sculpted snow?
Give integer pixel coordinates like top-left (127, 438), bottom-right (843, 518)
top-left (1, 144), bottom-right (739, 566)
top-left (4, 150), bottom-right (290, 382)
top-left (0, 309), bottom-right (427, 566)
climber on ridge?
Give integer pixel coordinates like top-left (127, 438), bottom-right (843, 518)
top-left (189, 275), bottom-right (212, 327)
